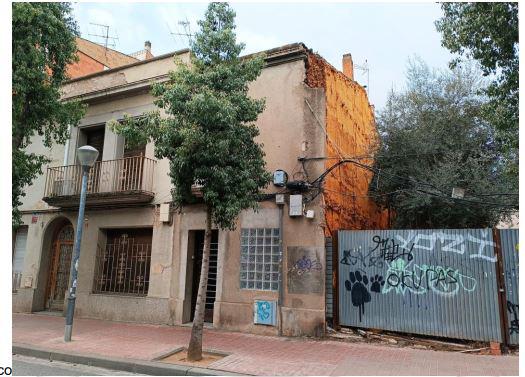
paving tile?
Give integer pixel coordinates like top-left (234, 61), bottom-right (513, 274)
top-left (12, 313), bottom-right (518, 376)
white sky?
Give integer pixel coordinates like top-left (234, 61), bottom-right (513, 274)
top-left (72, 2), bottom-right (453, 111)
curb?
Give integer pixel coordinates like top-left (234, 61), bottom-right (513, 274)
top-left (13, 344), bottom-right (247, 376)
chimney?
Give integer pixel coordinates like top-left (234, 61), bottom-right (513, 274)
top-left (144, 41), bottom-right (152, 52)
top-left (342, 53), bottom-right (354, 81)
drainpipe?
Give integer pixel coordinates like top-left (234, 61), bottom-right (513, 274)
top-left (277, 203), bottom-right (284, 336)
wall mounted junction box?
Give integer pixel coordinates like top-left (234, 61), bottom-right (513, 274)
top-left (289, 195), bottom-right (303, 217)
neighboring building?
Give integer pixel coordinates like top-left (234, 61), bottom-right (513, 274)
top-left (129, 41), bottom-right (154, 61)
top-left (67, 37), bottom-right (140, 79)
top-left (12, 43), bottom-right (387, 337)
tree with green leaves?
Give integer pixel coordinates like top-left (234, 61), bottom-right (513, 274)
top-left (435, 2), bottom-right (518, 179)
top-left (12, 2), bottom-right (85, 227)
top-left (110, 3), bottom-right (271, 361)
top-left (370, 59), bottom-right (517, 229)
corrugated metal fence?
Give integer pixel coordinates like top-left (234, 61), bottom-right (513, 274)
top-left (325, 237), bottom-right (334, 319)
top-left (332, 229), bottom-right (518, 343)
top-left (500, 229), bottom-right (519, 345)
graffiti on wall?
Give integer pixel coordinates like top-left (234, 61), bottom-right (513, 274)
top-left (287, 246), bottom-right (323, 294)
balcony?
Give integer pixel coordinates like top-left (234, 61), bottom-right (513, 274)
top-left (43, 156), bottom-right (156, 209)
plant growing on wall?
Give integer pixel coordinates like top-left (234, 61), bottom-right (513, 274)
top-left (370, 58), bottom-right (517, 228)
top-left (110, 2), bottom-right (271, 361)
top-left (12, 2), bottom-right (85, 227)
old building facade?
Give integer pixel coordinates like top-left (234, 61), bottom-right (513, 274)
top-left (12, 43), bottom-right (387, 337)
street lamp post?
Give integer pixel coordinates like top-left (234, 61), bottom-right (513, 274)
top-left (64, 145), bottom-right (99, 342)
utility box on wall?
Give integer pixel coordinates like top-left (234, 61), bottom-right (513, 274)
top-left (254, 300), bottom-right (277, 326)
top-left (289, 195), bottom-right (303, 217)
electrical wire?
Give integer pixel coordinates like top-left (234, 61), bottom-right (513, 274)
top-left (309, 158), bottom-right (517, 209)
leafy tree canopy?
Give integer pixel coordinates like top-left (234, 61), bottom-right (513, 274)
top-left (435, 2), bottom-right (518, 176)
top-left (370, 58), bottom-right (517, 229)
top-left (110, 2), bottom-right (271, 230)
top-left (12, 2), bottom-right (85, 227)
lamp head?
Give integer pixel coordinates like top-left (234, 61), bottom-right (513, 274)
top-left (77, 145), bottom-right (99, 168)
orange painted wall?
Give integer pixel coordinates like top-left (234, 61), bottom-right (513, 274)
top-left (306, 54), bottom-right (389, 235)
top-left (66, 51), bottom-right (105, 79)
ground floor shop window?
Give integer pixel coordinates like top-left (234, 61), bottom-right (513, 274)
top-left (93, 228), bottom-right (152, 296)
top-left (240, 228), bottom-right (280, 291)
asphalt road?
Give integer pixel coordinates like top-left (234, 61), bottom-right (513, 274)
top-left (12, 355), bottom-right (145, 376)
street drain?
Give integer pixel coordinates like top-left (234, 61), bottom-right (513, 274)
top-left (156, 347), bottom-right (228, 368)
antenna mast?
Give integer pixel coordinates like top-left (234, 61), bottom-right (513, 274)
top-left (88, 23), bottom-right (119, 53)
top-left (354, 60), bottom-right (370, 96)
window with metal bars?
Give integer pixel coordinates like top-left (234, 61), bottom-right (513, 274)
top-left (240, 228), bottom-right (281, 291)
top-left (93, 228), bottom-right (152, 296)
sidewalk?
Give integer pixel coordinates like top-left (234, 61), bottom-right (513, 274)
top-left (13, 313), bottom-right (518, 376)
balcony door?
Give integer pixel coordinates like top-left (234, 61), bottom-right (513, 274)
top-left (83, 126), bottom-right (105, 193)
top-left (120, 142), bottom-right (146, 191)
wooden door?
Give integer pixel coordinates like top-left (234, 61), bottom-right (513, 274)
top-left (45, 224), bottom-right (74, 311)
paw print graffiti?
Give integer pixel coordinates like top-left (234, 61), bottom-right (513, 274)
top-left (344, 271), bottom-right (371, 322)
top-left (370, 274), bottom-right (385, 293)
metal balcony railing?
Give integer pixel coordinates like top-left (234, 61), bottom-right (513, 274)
top-left (44, 156), bottom-right (156, 199)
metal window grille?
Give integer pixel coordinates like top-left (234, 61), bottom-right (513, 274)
top-left (93, 233), bottom-right (152, 296)
top-left (240, 228), bottom-right (281, 291)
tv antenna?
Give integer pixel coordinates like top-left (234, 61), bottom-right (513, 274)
top-left (88, 23), bottom-right (119, 52)
top-left (354, 59), bottom-right (370, 96)
top-left (169, 18), bottom-right (193, 47)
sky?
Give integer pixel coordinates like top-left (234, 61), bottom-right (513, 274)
top-left (71, 2), bottom-right (454, 110)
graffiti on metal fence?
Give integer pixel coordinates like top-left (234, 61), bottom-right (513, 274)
top-left (336, 229), bottom-right (516, 343)
top-left (338, 230), bottom-right (497, 323)
top-left (344, 270), bottom-right (384, 321)
top-left (340, 247), bottom-right (385, 269)
top-left (371, 235), bottom-right (414, 262)
top-left (395, 230), bottom-right (497, 262)
top-left (507, 300), bottom-right (519, 335)
top-left (382, 259), bottom-right (477, 297)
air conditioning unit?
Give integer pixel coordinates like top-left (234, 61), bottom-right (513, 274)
top-left (254, 300), bottom-right (277, 326)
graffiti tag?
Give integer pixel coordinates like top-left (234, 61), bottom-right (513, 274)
top-left (507, 300), bottom-right (519, 335)
top-left (382, 259), bottom-right (477, 297)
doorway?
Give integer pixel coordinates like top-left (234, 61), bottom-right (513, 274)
top-left (190, 230), bottom-right (219, 323)
top-left (81, 126), bottom-right (105, 193)
top-left (45, 223), bottom-right (74, 311)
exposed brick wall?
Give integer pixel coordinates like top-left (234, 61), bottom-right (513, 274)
top-left (306, 53), bottom-right (389, 235)
top-left (66, 51), bottom-right (106, 79)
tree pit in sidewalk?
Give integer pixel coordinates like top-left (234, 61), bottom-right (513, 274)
top-left (157, 347), bottom-right (227, 367)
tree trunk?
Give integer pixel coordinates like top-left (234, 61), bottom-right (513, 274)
top-left (187, 206), bottom-right (212, 361)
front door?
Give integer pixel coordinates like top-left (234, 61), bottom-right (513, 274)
top-left (190, 230), bottom-right (219, 323)
top-left (45, 224), bottom-right (74, 311)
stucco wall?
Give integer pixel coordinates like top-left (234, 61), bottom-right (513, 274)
top-left (15, 47), bottom-right (328, 337)
top-left (13, 207), bottom-right (175, 324)
top-left (306, 53), bottom-right (389, 233)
